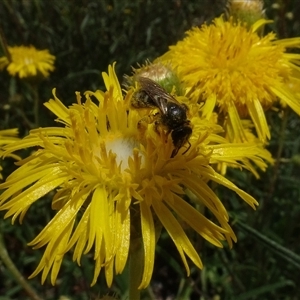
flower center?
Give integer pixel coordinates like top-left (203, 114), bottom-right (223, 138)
top-left (24, 56), bottom-right (34, 65)
top-left (106, 136), bottom-right (142, 171)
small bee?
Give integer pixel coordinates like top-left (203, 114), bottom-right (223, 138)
top-left (131, 76), bottom-right (192, 157)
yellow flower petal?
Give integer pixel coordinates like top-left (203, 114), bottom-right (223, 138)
top-left (139, 201), bottom-right (156, 288)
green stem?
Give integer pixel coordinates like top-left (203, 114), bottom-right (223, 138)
top-left (128, 239), bottom-right (143, 300)
top-left (31, 83), bottom-right (40, 127)
top-left (0, 232), bottom-right (43, 300)
top-left (0, 26), bottom-right (11, 61)
top-left (237, 220), bottom-right (300, 269)
top-left (15, 107), bottom-right (35, 129)
top-left (264, 108), bottom-right (289, 209)
top-left (272, 108), bottom-right (289, 183)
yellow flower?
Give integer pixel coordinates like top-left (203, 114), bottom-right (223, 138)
top-left (0, 129), bottom-right (20, 179)
top-left (0, 45), bottom-right (55, 78)
top-left (0, 64), bottom-right (261, 289)
top-left (157, 17), bottom-right (300, 143)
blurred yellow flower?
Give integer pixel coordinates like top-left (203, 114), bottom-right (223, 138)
top-left (0, 64), bottom-right (262, 289)
top-left (0, 129), bottom-right (20, 179)
top-left (157, 17), bottom-right (300, 143)
top-left (0, 45), bottom-right (55, 78)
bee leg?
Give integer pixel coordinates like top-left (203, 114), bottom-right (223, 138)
top-left (137, 117), bottom-right (148, 130)
top-left (182, 141), bottom-right (191, 155)
top-left (171, 148), bottom-right (179, 158)
top-left (153, 119), bottom-right (171, 146)
top-left (171, 140), bottom-right (191, 157)
top-left (150, 113), bottom-right (162, 135)
top-left (137, 113), bottom-right (160, 136)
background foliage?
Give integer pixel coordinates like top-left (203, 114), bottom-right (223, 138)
top-left (0, 0), bottom-right (300, 299)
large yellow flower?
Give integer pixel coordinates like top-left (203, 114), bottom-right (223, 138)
top-left (157, 17), bottom-right (300, 143)
top-left (0, 45), bottom-right (55, 78)
top-left (0, 64), bottom-right (263, 289)
top-left (0, 129), bottom-right (20, 179)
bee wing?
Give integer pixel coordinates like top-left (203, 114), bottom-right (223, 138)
top-left (138, 77), bottom-right (180, 114)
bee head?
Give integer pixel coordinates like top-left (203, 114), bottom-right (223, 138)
top-left (171, 124), bottom-right (192, 157)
